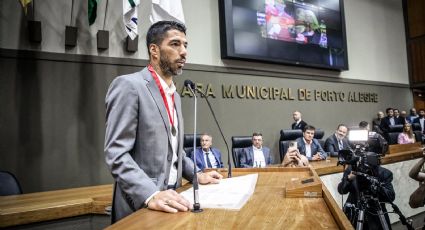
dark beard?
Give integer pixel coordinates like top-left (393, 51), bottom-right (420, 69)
top-left (159, 52), bottom-right (183, 76)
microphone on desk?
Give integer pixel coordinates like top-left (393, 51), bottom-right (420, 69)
top-left (184, 79), bottom-right (232, 178)
top-left (184, 79), bottom-right (203, 213)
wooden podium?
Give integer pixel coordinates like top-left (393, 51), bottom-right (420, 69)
top-left (106, 167), bottom-right (353, 230)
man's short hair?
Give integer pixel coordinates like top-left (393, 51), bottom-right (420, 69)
top-left (252, 132), bottom-right (263, 137)
top-left (146, 21), bottom-right (186, 55)
top-left (200, 133), bottom-right (211, 138)
top-left (359, 121), bottom-right (369, 129)
top-left (385, 107), bottom-right (393, 113)
top-left (419, 109), bottom-right (425, 113)
top-left (303, 125), bottom-right (316, 132)
top-left (337, 124), bottom-right (347, 130)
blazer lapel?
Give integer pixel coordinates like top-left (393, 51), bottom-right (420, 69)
top-left (249, 147), bottom-right (254, 164)
top-left (144, 68), bottom-right (172, 145)
top-left (174, 93), bottom-right (184, 158)
top-left (196, 149), bottom-right (205, 169)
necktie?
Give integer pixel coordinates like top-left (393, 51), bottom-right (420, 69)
top-left (205, 152), bottom-right (213, 168)
top-left (339, 140), bottom-right (343, 150)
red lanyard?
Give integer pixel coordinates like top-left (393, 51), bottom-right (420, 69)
top-left (148, 65), bottom-right (176, 131)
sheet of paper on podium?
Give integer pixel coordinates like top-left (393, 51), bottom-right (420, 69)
top-left (180, 173), bottom-right (258, 210)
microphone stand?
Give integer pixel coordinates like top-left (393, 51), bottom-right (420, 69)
top-left (195, 90), bottom-right (232, 178)
top-left (187, 84), bottom-right (203, 213)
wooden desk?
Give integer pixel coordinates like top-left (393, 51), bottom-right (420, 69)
top-left (1, 144), bottom-right (421, 228)
top-left (0, 184), bottom-right (112, 228)
top-left (106, 168), bottom-right (353, 230)
top-left (311, 143), bottom-right (423, 176)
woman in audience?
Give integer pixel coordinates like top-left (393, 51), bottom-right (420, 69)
top-left (397, 123), bottom-right (415, 144)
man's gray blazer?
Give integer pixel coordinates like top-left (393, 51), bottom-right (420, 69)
top-left (238, 146), bottom-right (272, 168)
top-left (104, 67), bottom-right (195, 222)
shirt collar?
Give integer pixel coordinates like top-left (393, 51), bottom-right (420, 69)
top-left (202, 148), bottom-right (211, 153)
top-left (303, 138), bottom-right (312, 145)
top-left (253, 145), bottom-right (262, 151)
top-left (155, 70), bottom-right (176, 96)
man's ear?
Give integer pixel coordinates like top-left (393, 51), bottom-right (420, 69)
top-left (149, 44), bottom-right (159, 59)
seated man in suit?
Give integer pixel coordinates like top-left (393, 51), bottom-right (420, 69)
top-left (380, 107), bottom-right (404, 134)
top-left (191, 133), bottom-right (223, 171)
top-left (324, 124), bottom-right (351, 157)
top-left (291, 110), bottom-right (308, 130)
top-left (407, 107), bottom-right (418, 124)
top-left (296, 125), bottom-right (327, 161)
top-left (413, 109), bottom-right (425, 134)
top-left (238, 133), bottom-right (272, 168)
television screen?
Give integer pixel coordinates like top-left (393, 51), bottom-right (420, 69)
top-left (219, 0), bottom-right (348, 71)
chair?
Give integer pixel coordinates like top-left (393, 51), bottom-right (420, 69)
top-left (388, 125), bottom-right (404, 133)
top-left (412, 123), bottom-right (421, 131)
top-left (409, 123), bottom-right (424, 143)
top-left (386, 125), bottom-right (404, 145)
top-left (278, 129), bottom-right (325, 161)
top-left (0, 171), bottom-right (22, 196)
top-left (231, 136), bottom-right (252, 168)
top-left (314, 129), bottom-right (326, 149)
top-left (279, 129), bottom-right (303, 161)
top-left (413, 131), bottom-right (423, 143)
top-left (183, 134), bottom-right (202, 158)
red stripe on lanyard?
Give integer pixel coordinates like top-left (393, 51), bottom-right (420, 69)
top-left (148, 65), bottom-right (175, 129)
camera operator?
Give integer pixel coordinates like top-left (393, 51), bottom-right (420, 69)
top-left (338, 152), bottom-right (395, 229)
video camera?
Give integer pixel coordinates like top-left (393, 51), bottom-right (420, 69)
top-left (337, 129), bottom-right (387, 173)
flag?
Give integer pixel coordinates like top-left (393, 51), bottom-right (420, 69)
top-left (123, 0), bottom-right (140, 40)
top-left (19, 0), bottom-right (32, 15)
top-left (150, 0), bottom-right (185, 24)
top-left (88, 0), bottom-right (99, 25)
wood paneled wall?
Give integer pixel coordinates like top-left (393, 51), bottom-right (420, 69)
top-left (406, 0), bottom-right (425, 85)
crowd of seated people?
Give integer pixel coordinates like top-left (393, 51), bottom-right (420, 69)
top-left (378, 107), bottom-right (423, 145)
top-left (188, 108), bottom-right (422, 170)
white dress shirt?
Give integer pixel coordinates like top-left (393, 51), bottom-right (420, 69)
top-left (303, 139), bottom-right (312, 158)
top-left (157, 73), bottom-right (178, 186)
top-left (252, 146), bottom-right (266, 168)
top-left (203, 149), bottom-right (218, 168)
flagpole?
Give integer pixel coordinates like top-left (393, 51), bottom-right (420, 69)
top-left (70, 0), bottom-right (74, 26)
top-left (103, 0), bottom-right (109, 30)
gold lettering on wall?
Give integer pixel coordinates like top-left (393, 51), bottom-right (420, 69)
top-left (179, 83), bottom-right (378, 103)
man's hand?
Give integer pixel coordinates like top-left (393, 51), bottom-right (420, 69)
top-left (147, 189), bottom-right (191, 213)
top-left (347, 171), bottom-right (356, 181)
top-left (282, 149), bottom-right (299, 167)
top-left (198, 171), bottom-right (223, 184)
top-left (312, 153), bottom-right (322, 161)
top-left (298, 153), bottom-right (309, 166)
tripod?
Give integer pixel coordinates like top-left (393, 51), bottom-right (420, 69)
top-left (344, 171), bottom-right (414, 230)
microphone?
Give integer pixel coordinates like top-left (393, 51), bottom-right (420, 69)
top-left (185, 81), bottom-right (203, 213)
top-left (184, 79), bottom-right (232, 178)
top-left (184, 79), bottom-right (195, 90)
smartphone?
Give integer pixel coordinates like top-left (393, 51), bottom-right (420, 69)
top-left (289, 141), bottom-right (297, 149)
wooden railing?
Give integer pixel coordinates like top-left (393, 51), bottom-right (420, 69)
top-left (0, 184), bottom-right (112, 228)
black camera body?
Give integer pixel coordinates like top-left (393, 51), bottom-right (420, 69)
top-left (337, 129), bottom-right (387, 174)
top-left (338, 147), bottom-right (380, 174)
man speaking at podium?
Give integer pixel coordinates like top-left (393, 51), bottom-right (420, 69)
top-left (104, 21), bottom-right (222, 223)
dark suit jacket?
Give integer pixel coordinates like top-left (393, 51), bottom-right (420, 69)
top-left (238, 146), bottom-right (272, 168)
top-left (413, 117), bottom-right (425, 132)
top-left (295, 137), bottom-right (327, 160)
top-left (104, 68), bottom-right (195, 222)
top-left (338, 165), bottom-right (395, 229)
top-left (380, 116), bottom-right (404, 133)
top-left (291, 120), bottom-right (307, 130)
top-left (191, 147), bottom-right (223, 171)
top-left (324, 134), bottom-right (351, 157)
